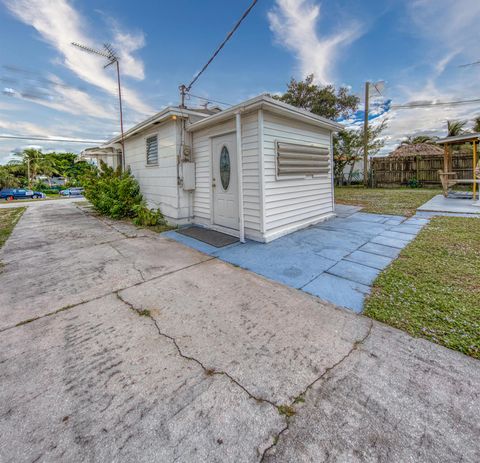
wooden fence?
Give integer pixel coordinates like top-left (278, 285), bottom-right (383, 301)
top-left (371, 154), bottom-right (473, 186)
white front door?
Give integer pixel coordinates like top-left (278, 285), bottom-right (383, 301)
top-left (212, 133), bottom-right (238, 230)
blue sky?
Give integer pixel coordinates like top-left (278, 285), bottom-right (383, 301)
top-left (1, 0), bottom-right (480, 163)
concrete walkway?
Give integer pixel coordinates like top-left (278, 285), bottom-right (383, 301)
top-left (0, 202), bottom-right (479, 462)
top-left (418, 194), bottom-right (480, 215)
top-left (166, 205), bottom-right (428, 312)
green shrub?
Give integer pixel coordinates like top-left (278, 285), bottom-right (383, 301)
top-left (82, 161), bottom-right (165, 226)
top-left (132, 205), bottom-right (166, 227)
top-left (407, 177), bottom-right (422, 188)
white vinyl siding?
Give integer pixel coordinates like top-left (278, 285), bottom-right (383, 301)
top-left (123, 120), bottom-right (180, 220)
top-left (262, 111), bottom-right (334, 240)
top-left (146, 135), bottom-right (158, 165)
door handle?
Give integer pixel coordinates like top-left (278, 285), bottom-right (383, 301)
top-left (212, 177), bottom-right (216, 188)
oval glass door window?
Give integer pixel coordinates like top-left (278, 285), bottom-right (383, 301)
top-left (219, 146), bottom-right (231, 190)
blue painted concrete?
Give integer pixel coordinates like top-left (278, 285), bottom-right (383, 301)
top-left (370, 235), bottom-right (410, 249)
top-left (345, 250), bottom-right (394, 270)
top-left (379, 230), bottom-right (415, 242)
top-left (165, 210), bottom-right (426, 313)
top-left (303, 273), bottom-right (370, 314)
top-left (359, 242), bottom-right (402, 258)
top-left (327, 260), bottom-right (381, 286)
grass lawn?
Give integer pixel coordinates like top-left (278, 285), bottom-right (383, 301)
top-left (0, 207), bottom-right (25, 249)
top-left (335, 186), bottom-right (441, 216)
top-left (364, 216), bottom-right (480, 359)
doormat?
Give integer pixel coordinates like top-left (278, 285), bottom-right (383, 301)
top-left (177, 226), bottom-right (239, 248)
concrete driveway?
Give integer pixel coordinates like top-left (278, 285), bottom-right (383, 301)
top-left (0, 202), bottom-right (479, 462)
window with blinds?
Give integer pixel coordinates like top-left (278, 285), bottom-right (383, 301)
top-left (276, 141), bottom-right (330, 177)
top-left (146, 135), bottom-right (158, 165)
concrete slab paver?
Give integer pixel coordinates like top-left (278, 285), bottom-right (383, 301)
top-left (327, 260), bottom-right (381, 286)
top-left (264, 324), bottom-right (480, 463)
top-left (345, 250), bottom-right (394, 270)
top-left (302, 273), bottom-right (370, 313)
top-left (119, 259), bottom-right (371, 404)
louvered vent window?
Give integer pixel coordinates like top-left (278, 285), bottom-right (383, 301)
top-left (276, 141), bottom-right (330, 177)
top-left (146, 136), bottom-right (158, 165)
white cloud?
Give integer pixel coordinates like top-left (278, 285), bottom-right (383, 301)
top-left (0, 118), bottom-right (53, 136)
top-left (3, 0), bottom-right (154, 116)
top-left (268, 0), bottom-right (362, 84)
top-left (110, 23), bottom-right (146, 80)
top-left (379, 0), bottom-right (480, 153)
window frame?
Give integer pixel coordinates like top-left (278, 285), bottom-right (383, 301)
top-left (145, 134), bottom-right (159, 166)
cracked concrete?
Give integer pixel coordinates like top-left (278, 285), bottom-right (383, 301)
top-left (0, 201), bottom-right (479, 462)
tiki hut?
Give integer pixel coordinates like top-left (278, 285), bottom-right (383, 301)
top-left (387, 143), bottom-right (444, 158)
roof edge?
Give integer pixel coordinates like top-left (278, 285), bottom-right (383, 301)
top-left (105, 107), bottom-right (210, 145)
top-left (436, 133), bottom-right (480, 144)
top-left (187, 94), bottom-right (343, 132)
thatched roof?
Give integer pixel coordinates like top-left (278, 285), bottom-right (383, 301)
top-left (388, 143), bottom-right (444, 158)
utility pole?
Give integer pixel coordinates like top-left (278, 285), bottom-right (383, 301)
top-left (27, 158), bottom-right (30, 189)
top-left (71, 42), bottom-right (125, 170)
top-left (363, 81), bottom-right (370, 187)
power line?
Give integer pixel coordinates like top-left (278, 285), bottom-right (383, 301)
top-left (179, 0), bottom-right (258, 107)
top-left (0, 135), bottom-right (103, 144)
top-left (187, 93), bottom-right (233, 107)
top-left (390, 97), bottom-right (480, 109)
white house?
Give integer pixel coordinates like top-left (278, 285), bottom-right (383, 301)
top-left (103, 94), bottom-right (342, 243)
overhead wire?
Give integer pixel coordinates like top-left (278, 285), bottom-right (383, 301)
top-left (391, 98), bottom-right (480, 109)
top-left (182, 0), bottom-right (258, 94)
top-left (0, 135), bottom-right (103, 143)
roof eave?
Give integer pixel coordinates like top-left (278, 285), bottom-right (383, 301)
top-left (105, 107), bottom-right (210, 145)
top-left (187, 95), bottom-right (343, 132)
top-left (436, 133), bottom-right (480, 144)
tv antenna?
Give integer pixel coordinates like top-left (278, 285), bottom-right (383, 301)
top-left (72, 42), bottom-right (125, 167)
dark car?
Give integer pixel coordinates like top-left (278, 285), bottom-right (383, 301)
top-left (0, 188), bottom-right (45, 200)
top-left (59, 187), bottom-right (84, 196)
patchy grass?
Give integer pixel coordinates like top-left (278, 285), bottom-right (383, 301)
top-left (144, 223), bottom-right (176, 234)
top-left (136, 309), bottom-right (151, 317)
top-left (277, 405), bottom-right (296, 417)
top-left (0, 207), bottom-right (25, 249)
top-left (335, 186), bottom-right (441, 216)
top-left (364, 217), bottom-right (480, 359)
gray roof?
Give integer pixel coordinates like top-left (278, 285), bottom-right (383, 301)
top-left (436, 133), bottom-right (480, 144)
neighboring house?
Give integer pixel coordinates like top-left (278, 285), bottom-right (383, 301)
top-left (103, 94), bottom-right (342, 243)
top-left (80, 146), bottom-right (122, 169)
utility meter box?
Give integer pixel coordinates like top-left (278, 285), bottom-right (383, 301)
top-left (182, 162), bottom-right (196, 191)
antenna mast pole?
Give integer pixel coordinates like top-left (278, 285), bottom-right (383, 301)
top-left (115, 59), bottom-right (125, 169)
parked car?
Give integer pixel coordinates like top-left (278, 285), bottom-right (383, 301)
top-left (59, 187), bottom-right (84, 196)
top-left (0, 188), bottom-right (45, 200)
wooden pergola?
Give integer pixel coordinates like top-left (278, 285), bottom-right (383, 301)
top-left (436, 133), bottom-right (480, 199)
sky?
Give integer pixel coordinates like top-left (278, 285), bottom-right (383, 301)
top-left (1, 0), bottom-right (480, 163)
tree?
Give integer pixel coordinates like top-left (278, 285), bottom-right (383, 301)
top-left (334, 119), bottom-right (387, 185)
top-left (15, 149), bottom-right (57, 186)
top-left (0, 166), bottom-right (20, 189)
top-left (276, 74), bottom-right (359, 120)
top-left (447, 120), bottom-right (466, 137)
top-left (401, 135), bottom-right (437, 145)
top-left (472, 116), bottom-right (480, 133)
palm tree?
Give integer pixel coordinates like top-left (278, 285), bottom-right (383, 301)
top-left (401, 135), bottom-right (437, 145)
top-left (447, 120), bottom-right (467, 137)
top-left (15, 149), bottom-right (57, 186)
top-left (472, 116), bottom-right (480, 133)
